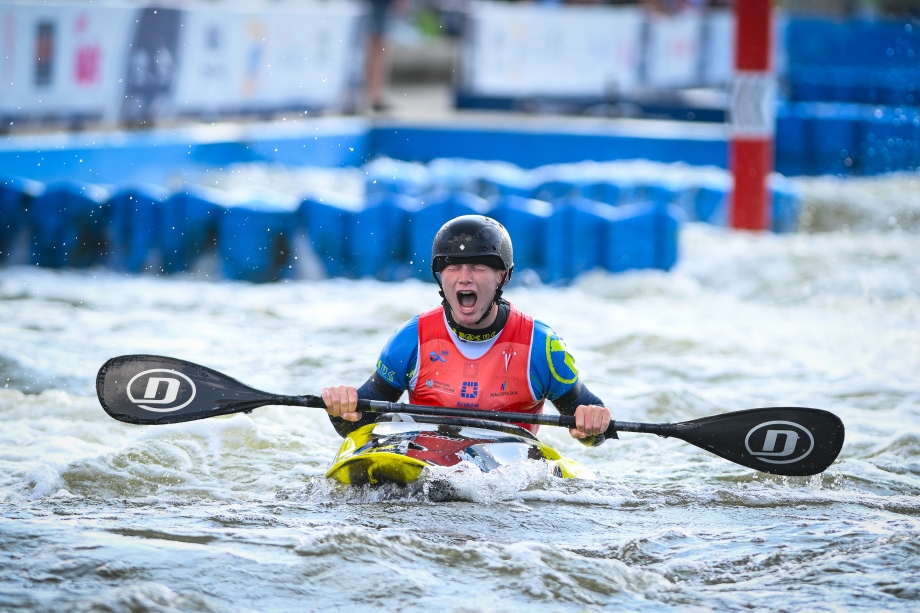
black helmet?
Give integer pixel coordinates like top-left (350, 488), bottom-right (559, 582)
top-left (430, 215), bottom-right (514, 281)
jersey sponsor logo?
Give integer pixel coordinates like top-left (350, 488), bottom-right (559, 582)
top-left (426, 380), bottom-right (456, 395)
top-left (491, 380), bottom-right (517, 397)
top-left (460, 381), bottom-right (478, 399)
top-left (429, 350), bottom-right (448, 363)
top-left (503, 346), bottom-right (516, 371)
top-left (376, 360), bottom-right (397, 383)
top-left (126, 369), bottom-right (196, 413)
top-left (453, 329), bottom-right (500, 341)
top-left (744, 421), bottom-right (815, 465)
top-left (457, 401), bottom-right (480, 408)
top-left (546, 336), bottom-right (578, 385)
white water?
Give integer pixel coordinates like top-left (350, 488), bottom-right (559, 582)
top-left (2, 172), bottom-right (920, 611)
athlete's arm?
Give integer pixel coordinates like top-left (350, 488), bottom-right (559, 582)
top-left (326, 373), bottom-right (403, 437)
top-left (552, 381), bottom-right (609, 447)
top-left (553, 380), bottom-right (604, 413)
top-left (324, 317), bottom-right (419, 438)
top-left (530, 320), bottom-right (611, 446)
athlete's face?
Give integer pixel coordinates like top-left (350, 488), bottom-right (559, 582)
top-left (439, 263), bottom-right (506, 328)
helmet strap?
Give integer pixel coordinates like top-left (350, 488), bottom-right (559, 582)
top-left (472, 299), bottom-right (497, 326)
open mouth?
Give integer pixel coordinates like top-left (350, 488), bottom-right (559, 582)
top-left (456, 290), bottom-right (478, 314)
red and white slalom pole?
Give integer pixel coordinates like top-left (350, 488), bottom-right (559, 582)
top-left (729, 0), bottom-right (775, 231)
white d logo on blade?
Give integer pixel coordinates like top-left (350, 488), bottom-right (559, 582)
top-left (745, 421), bottom-right (814, 465)
top-left (126, 369), bottom-right (197, 413)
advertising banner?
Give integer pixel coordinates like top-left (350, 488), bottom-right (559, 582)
top-left (0, 1), bottom-right (364, 126)
top-left (702, 9), bottom-right (733, 87)
top-left (0, 3), bottom-right (134, 122)
top-left (462, 2), bottom-right (643, 98)
top-left (171, 2), bottom-right (364, 117)
top-left (461, 4), bottom-right (749, 103)
top-left (644, 9), bottom-right (703, 89)
top-left (121, 7), bottom-right (182, 125)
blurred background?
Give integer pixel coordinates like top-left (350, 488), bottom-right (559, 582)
top-left (1, 0), bottom-right (919, 129)
top-left (1, 0), bottom-right (918, 284)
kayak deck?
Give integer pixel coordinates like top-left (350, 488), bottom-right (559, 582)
top-left (325, 415), bottom-right (593, 486)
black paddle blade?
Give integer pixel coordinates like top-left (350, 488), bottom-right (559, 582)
top-left (97, 355), bottom-right (278, 425)
top-left (668, 407), bottom-right (845, 477)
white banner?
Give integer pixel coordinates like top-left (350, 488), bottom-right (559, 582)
top-left (702, 9), bottom-right (733, 86)
top-left (0, 3), bottom-right (134, 121)
top-left (644, 9), bottom-right (702, 89)
top-left (171, 3), bottom-right (364, 117)
top-left (0, 1), bottom-right (364, 125)
top-left (461, 5), bottom-right (748, 101)
top-left (463, 2), bottom-right (643, 98)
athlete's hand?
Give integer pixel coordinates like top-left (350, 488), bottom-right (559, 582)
top-left (322, 385), bottom-right (362, 422)
top-left (570, 404), bottom-right (611, 439)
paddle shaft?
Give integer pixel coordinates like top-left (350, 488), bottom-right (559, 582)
top-left (97, 355), bottom-right (845, 475)
top-left (272, 395), bottom-right (673, 439)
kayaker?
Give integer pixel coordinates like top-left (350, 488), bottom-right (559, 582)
top-left (323, 215), bottom-right (611, 444)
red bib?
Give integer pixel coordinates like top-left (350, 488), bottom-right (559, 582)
top-left (410, 305), bottom-right (545, 434)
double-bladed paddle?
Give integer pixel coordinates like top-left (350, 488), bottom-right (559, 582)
top-left (97, 354), bottom-right (845, 477)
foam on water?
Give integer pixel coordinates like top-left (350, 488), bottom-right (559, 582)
top-left (192, 157), bottom-right (732, 203)
top-left (188, 162), bottom-right (366, 201)
top-left (797, 172), bottom-right (920, 233)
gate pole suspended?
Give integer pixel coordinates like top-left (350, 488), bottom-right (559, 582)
top-left (729, 0), bottom-right (775, 231)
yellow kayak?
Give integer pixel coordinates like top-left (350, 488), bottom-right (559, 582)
top-left (326, 415), bottom-right (593, 486)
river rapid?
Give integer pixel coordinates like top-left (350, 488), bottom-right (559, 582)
top-left (2, 174), bottom-right (920, 612)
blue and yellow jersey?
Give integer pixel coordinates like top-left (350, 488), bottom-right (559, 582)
top-left (374, 314), bottom-right (580, 402)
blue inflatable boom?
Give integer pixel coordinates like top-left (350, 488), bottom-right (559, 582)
top-left (219, 189), bottom-right (301, 283)
top-left (0, 118), bottom-right (805, 283)
top-left (0, 168), bottom-right (802, 283)
top-left (162, 187), bottom-right (222, 274)
top-left (0, 176), bottom-right (42, 264)
top-left (107, 184), bottom-right (170, 273)
top-left (28, 181), bottom-right (109, 269)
